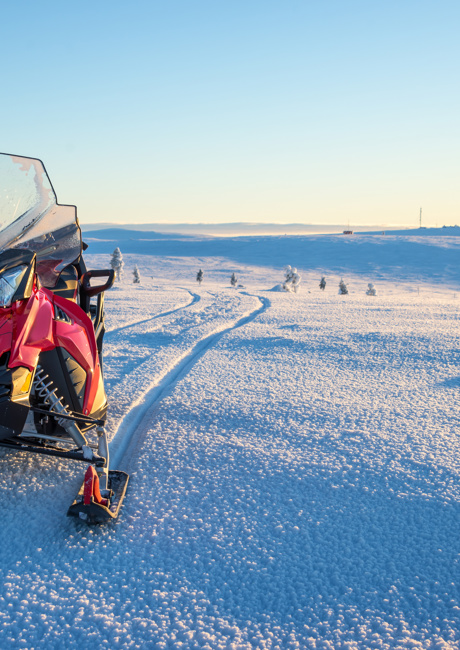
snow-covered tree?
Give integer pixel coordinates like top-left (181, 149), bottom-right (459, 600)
top-left (110, 247), bottom-right (124, 281)
top-left (319, 276), bottom-right (326, 291)
top-left (133, 266), bottom-right (141, 284)
top-left (338, 279), bottom-right (348, 295)
top-left (196, 269), bottom-right (204, 285)
top-left (283, 265), bottom-right (301, 293)
top-left (366, 283), bottom-right (377, 296)
top-left (230, 273), bottom-right (237, 287)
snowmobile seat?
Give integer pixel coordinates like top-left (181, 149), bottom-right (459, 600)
top-left (50, 265), bottom-right (79, 301)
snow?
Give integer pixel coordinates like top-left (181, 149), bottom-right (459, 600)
top-left (0, 230), bottom-right (459, 648)
top-left (82, 445), bottom-right (93, 460)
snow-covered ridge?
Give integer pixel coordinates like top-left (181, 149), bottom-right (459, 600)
top-left (82, 222), bottom-right (460, 237)
top-left (84, 228), bottom-right (460, 287)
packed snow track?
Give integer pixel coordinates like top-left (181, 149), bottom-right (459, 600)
top-left (109, 291), bottom-right (270, 469)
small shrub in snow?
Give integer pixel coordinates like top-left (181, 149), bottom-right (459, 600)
top-left (319, 276), bottom-right (326, 291)
top-left (196, 269), bottom-right (204, 285)
top-left (230, 273), bottom-right (238, 287)
top-left (366, 283), bottom-right (377, 296)
top-left (283, 265), bottom-right (301, 293)
top-left (110, 247), bottom-right (124, 281)
top-left (133, 266), bottom-right (141, 284)
top-left (338, 279), bottom-right (348, 295)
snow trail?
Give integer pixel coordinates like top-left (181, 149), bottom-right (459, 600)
top-left (109, 294), bottom-right (270, 469)
top-left (105, 289), bottom-right (200, 336)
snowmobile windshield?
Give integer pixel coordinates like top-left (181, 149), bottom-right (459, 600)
top-left (0, 153), bottom-right (82, 287)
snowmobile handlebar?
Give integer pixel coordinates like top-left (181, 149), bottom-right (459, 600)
top-left (81, 269), bottom-right (115, 297)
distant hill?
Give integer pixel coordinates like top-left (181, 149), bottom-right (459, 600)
top-left (371, 225), bottom-right (460, 236)
top-left (83, 227), bottom-right (460, 286)
top-left (82, 228), bottom-right (194, 241)
top-left (81, 222), bottom-right (411, 237)
top-left (82, 223), bottom-right (460, 239)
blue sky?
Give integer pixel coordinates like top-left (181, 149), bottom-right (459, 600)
top-left (1, 1), bottom-right (459, 226)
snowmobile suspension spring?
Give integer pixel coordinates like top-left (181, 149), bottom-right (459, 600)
top-left (33, 366), bottom-right (75, 429)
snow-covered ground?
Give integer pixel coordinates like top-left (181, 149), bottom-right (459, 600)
top-left (0, 232), bottom-right (458, 649)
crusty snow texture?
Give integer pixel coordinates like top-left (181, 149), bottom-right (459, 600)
top-left (0, 232), bottom-right (459, 649)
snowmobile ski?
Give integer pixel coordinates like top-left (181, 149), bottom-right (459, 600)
top-left (67, 466), bottom-right (129, 524)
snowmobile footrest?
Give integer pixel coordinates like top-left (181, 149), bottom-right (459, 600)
top-left (67, 469), bottom-right (129, 524)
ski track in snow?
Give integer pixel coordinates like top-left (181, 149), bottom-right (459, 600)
top-left (101, 287), bottom-right (261, 441)
top-left (110, 293), bottom-right (269, 469)
top-left (105, 288), bottom-right (200, 336)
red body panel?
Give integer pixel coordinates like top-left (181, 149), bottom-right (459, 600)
top-left (0, 284), bottom-right (102, 415)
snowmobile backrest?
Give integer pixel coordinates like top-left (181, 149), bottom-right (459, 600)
top-left (79, 269), bottom-right (115, 317)
top-left (81, 269), bottom-right (115, 298)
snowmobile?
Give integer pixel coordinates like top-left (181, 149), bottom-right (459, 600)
top-left (0, 153), bottom-right (129, 523)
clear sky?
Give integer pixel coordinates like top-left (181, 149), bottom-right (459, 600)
top-left (1, 1), bottom-right (459, 226)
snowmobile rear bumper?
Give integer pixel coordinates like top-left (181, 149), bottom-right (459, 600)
top-left (67, 469), bottom-right (129, 524)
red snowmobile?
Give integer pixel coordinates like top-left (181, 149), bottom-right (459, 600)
top-left (0, 153), bottom-right (128, 523)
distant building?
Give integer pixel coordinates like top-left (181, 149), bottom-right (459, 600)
top-left (343, 230), bottom-right (353, 235)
